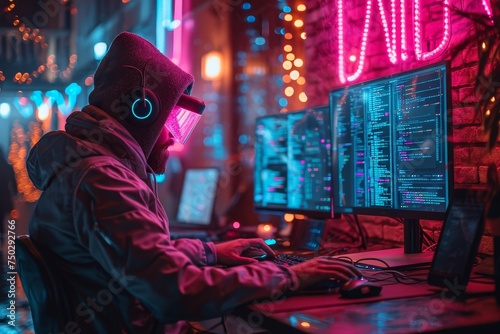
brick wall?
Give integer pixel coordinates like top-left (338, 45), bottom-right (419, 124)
top-left (305, 0), bottom-right (497, 255)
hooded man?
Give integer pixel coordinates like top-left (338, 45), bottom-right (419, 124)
top-left (26, 32), bottom-right (361, 333)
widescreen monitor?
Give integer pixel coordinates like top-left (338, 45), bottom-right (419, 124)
top-left (330, 61), bottom-right (453, 220)
top-left (254, 105), bottom-right (333, 218)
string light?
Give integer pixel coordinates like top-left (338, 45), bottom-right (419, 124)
top-left (482, 0), bottom-right (493, 19)
top-left (414, 0), bottom-right (450, 61)
top-left (338, 0), bottom-right (452, 82)
top-left (338, 0), bottom-right (372, 83)
top-left (280, 2), bottom-right (307, 107)
top-left (2, 0), bottom-right (77, 84)
top-left (400, 0), bottom-right (408, 60)
top-left (9, 122), bottom-right (42, 202)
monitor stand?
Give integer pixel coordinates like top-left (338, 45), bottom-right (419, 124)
top-left (404, 218), bottom-right (422, 253)
top-left (331, 218), bottom-right (434, 270)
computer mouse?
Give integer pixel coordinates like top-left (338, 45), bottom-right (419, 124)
top-left (339, 279), bottom-right (382, 299)
top-left (240, 247), bottom-right (268, 260)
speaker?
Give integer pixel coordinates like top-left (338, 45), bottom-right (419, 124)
top-left (126, 87), bottom-right (160, 126)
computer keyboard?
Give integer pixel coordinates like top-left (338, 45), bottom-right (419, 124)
top-left (271, 254), bottom-right (310, 266)
top-left (270, 254), bottom-right (349, 291)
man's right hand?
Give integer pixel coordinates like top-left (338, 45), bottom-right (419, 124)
top-left (289, 257), bottom-right (363, 290)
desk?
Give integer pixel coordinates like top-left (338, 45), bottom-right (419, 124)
top-left (234, 268), bottom-right (500, 333)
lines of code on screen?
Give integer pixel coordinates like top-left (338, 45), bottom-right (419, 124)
top-left (331, 63), bottom-right (451, 217)
top-left (254, 106), bottom-right (332, 216)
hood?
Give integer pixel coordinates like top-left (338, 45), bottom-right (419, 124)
top-left (27, 106), bottom-right (149, 191)
top-left (88, 31), bottom-right (194, 159)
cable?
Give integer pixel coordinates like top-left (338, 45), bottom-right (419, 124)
top-left (353, 214), bottom-right (367, 250)
top-left (422, 242), bottom-right (438, 253)
top-left (366, 269), bottom-right (428, 284)
top-left (222, 315), bottom-right (228, 334)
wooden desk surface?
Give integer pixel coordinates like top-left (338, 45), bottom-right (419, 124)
top-left (234, 269), bottom-right (500, 333)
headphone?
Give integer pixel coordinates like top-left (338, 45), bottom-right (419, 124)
top-left (123, 64), bottom-right (160, 126)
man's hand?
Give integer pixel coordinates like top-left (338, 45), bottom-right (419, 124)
top-left (289, 257), bottom-right (363, 290)
top-left (214, 238), bottom-right (275, 266)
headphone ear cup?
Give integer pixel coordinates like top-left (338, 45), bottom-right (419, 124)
top-left (127, 88), bottom-right (160, 126)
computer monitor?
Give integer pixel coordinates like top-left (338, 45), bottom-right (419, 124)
top-left (253, 105), bottom-right (333, 219)
top-left (330, 61), bottom-right (453, 253)
top-left (176, 168), bottom-right (219, 226)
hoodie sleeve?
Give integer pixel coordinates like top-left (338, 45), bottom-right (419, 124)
top-left (72, 161), bottom-right (293, 323)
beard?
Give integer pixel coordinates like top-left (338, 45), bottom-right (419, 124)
top-left (147, 146), bottom-right (169, 174)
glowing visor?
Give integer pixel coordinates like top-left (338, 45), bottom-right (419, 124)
top-left (165, 93), bottom-right (205, 144)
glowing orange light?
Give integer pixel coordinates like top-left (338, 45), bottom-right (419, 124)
top-left (300, 32), bottom-right (306, 39)
top-left (283, 61), bottom-right (292, 70)
top-left (282, 74), bottom-right (291, 83)
top-left (85, 76), bottom-right (94, 86)
top-left (299, 92), bottom-right (308, 102)
top-left (294, 58), bottom-right (303, 67)
top-left (297, 4), bottom-right (306, 11)
top-left (290, 70), bottom-right (299, 80)
top-left (284, 14), bottom-right (293, 21)
top-left (284, 213), bottom-right (294, 222)
top-left (300, 321), bottom-right (311, 328)
top-left (284, 44), bottom-right (292, 52)
top-left (294, 20), bottom-right (304, 28)
top-left (284, 33), bottom-right (293, 40)
top-left (286, 53), bottom-right (295, 61)
top-left (285, 87), bottom-right (294, 96)
top-left (297, 77), bottom-right (306, 85)
top-left (10, 209), bottom-right (19, 219)
top-left (263, 224), bottom-right (271, 232)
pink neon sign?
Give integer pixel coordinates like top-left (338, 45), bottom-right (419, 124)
top-left (337, 0), bottom-right (490, 83)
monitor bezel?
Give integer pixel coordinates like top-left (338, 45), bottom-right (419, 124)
top-left (330, 61), bottom-right (454, 221)
top-left (253, 105), bottom-right (335, 219)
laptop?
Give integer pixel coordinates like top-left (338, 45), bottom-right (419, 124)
top-left (169, 168), bottom-right (220, 240)
top-left (273, 219), bottom-right (326, 257)
top-left (332, 188), bottom-right (486, 271)
top-left (427, 188), bottom-right (486, 291)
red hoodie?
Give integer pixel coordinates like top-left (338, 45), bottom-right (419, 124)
top-left (26, 106), bottom-right (295, 333)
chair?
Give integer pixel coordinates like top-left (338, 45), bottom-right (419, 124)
top-left (16, 235), bottom-right (72, 333)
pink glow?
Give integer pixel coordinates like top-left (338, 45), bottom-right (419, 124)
top-left (413, 0), bottom-right (450, 61)
top-left (482, 0), bottom-right (493, 19)
top-left (337, 0), bottom-right (456, 82)
top-left (376, 0), bottom-right (397, 64)
top-left (171, 0), bottom-right (183, 65)
top-left (400, 0), bottom-right (408, 60)
top-left (337, 0), bottom-right (372, 83)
